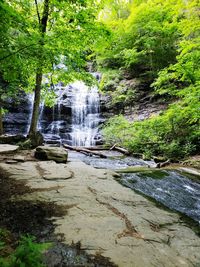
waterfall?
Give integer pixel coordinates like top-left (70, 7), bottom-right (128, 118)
top-left (38, 79), bottom-right (101, 146)
top-left (70, 81), bottom-right (100, 146)
top-left (38, 101), bottom-right (45, 132)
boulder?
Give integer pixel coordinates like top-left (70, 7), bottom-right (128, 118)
top-left (35, 146), bottom-right (68, 163)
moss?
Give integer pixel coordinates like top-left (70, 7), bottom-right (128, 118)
top-left (183, 159), bottom-right (200, 170)
top-left (177, 170), bottom-right (200, 183)
top-left (117, 167), bottom-right (169, 179)
top-left (137, 170), bottom-right (169, 179)
top-left (116, 166), bottom-right (152, 173)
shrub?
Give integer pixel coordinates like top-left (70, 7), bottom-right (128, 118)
top-left (0, 235), bottom-right (50, 267)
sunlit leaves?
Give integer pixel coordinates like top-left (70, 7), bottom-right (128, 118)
top-left (101, 0), bottom-right (200, 158)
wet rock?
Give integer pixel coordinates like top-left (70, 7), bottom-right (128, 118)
top-left (0, 134), bottom-right (26, 144)
top-left (3, 91), bottom-right (32, 135)
top-left (35, 146), bottom-right (68, 163)
top-left (0, 144), bottom-right (19, 154)
top-left (4, 112), bottom-right (29, 125)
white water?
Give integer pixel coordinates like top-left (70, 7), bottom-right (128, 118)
top-left (38, 79), bottom-right (100, 146)
top-left (70, 81), bottom-right (100, 146)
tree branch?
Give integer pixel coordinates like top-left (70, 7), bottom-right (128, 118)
top-left (0, 43), bottom-right (37, 61)
top-left (34, 0), bottom-right (41, 24)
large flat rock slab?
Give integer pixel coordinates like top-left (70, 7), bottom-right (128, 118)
top-left (0, 161), bottom-right (73, 181)
top-left (0, 144), bottom-right (19, 154)
top-left (0, 157), bottom-right (199, 267)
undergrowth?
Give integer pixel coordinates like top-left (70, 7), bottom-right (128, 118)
top-left (0, 231), bottom-right (51, 267)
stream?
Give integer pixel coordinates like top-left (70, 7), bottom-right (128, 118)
top-left (71, 151), bottom-right (200, 224)
top-left (120, 170), bottom-right (200, 223)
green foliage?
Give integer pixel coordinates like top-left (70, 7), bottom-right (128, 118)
top-left (97, 0), bottom-right (181, 78)
top-left (99, 68), bottom-right (137, 111)
top-left (0, 235), bottom-right (51, 267)
top-left (0, 0), bottom-right (107, 133)
top-left (99, 69), bottom-right (122, 91)
top-left (101, 0), bottom-right (200, 160)
top-left (103, 102), bottom-right (199, 159)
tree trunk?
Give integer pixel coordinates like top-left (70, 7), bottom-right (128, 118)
top-left (63, 144), bottom-right (107, 158)
top-left (28, 0), bottom-right (50, 136)
top-left (0, 107), bottom-right (3, 135)
top-left (28, 72), bottom-right (42, 135)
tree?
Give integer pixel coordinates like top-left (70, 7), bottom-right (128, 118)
top-left (102, 0), bottom-right (200, 159)
top-left (28, 0), bottom-right (104, 136)
top-left (97, 0), bottom-right (181, 79)
top-left (0, 0), bottom-right (29, 135)
top-left (1, 0), bottom-right (104, 137)
top-left (28, 0), bottom-right (50, 136)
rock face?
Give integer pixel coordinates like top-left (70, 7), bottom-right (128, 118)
top-left (3, 84), bottom-right (102, 146)
top-left (35, 146), bottom-right (68, 163)
top-left (0, 134), bottom-right (26, 144)
top-left (3, 91), bottom-right (32, 135)
top-left (3, 89), bottom-right (72, 141)
top-left (100, 76), bottom-right (169, 122)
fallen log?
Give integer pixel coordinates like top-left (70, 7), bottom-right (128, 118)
top-left (83, 146), bottom-right (110, 151)
top-left (156, 159), bottom-right (170, 168)
top-left (110, 144), bottom-right (130, 155)
top-left (110, 143), bottom-right (117, 150)
top-left (63, 144), bottom-right (107, 158)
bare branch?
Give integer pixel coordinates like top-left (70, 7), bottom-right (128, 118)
top-left (34, 0), bottom-right (41, 24)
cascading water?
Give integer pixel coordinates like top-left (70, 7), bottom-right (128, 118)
top-left (70, 81), bottom-right (100, 146)
top-left (38, 78), bottom-right (101, 146)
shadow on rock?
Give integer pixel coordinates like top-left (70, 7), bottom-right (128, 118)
top-left (0, 167), bottom-right (117, 267)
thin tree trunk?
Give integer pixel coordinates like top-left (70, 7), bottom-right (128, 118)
top-left (28, 72), bottom-right (42, 135)
top-left (0, 106), bottom-right (3, 135)
top-left (28, 0), bottom-right (50, 136)
top-left (62, 144), bottom-right (107, 158)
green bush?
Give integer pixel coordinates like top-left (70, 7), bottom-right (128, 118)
top-left (103, 103), bottom-right (199, 160)
top-left (99, 69), bottom-right (122, 92)
top-left (0, 235), bottom-right (50, 267)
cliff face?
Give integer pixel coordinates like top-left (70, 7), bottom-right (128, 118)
top-left (2, 84), bottom-right (102, 145)
top-left (2, 89), bottom-right (72, 139)
top-left (99, 72), bottom-right (169, 122)
top-left (3, 91), bottom-right (32, 135)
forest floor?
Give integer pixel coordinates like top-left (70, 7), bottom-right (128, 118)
top-left (0, 148), bottom-right (200, 267)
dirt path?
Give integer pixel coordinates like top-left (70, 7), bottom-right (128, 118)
top-left (0, 151), bottom-right (200, 267)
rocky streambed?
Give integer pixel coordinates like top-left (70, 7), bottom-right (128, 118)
top-left (0, 146), bottom-right (200, 267)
